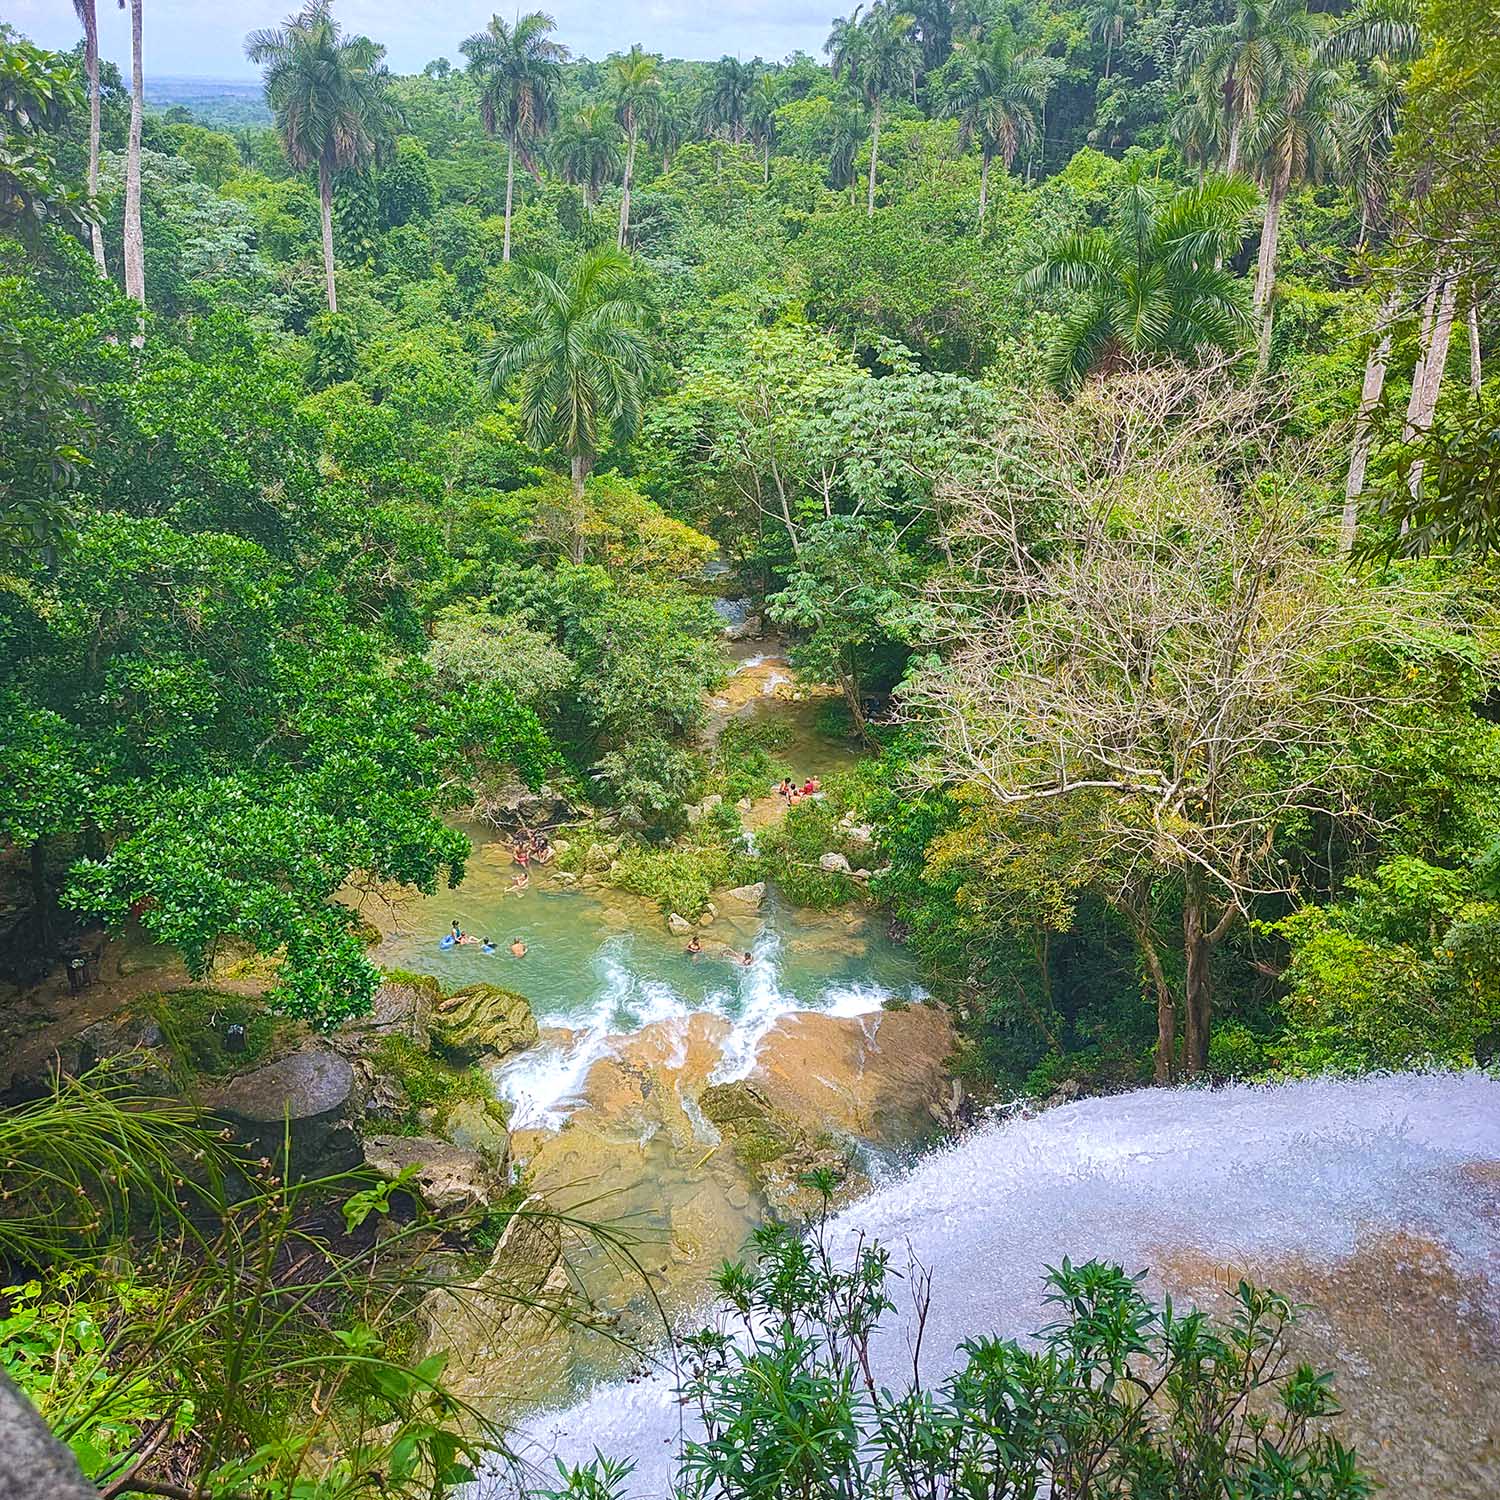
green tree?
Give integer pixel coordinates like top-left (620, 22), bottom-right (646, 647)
top-left (700, 56), bottom-right (758, 144)
top-left (247, 0), bottom-right (397, 312)
top-left (936, 28), bottom-right (1049, 221)
top-left (610, 44), bottom-right (660, 249)
top-left (746, 72), bottom-right (782, 182)
top-left (1244, 62), bottom-right (1344, 368)
top-left (70, 0), bottom-right (108, 271)
top-left (552, 104), bottom-right (622, 210)
top-left (480, 247), bottom-right (652, 562)
top-left (1021, 163), bottom-right (1257, 392)
top-left (1088, 0), bottom-right (1136, 80)
top-left (1177, 0), bottom-right (1321, 175)
top-left (460, 10), bottom-right (567, 263)
top-left (828, 2), bottom-right (920, 215)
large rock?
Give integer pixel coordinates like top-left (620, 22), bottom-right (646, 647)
top-left (338, 971), bottom-right (443, 1052)
top-left (362, 1134), bottom-right (504, 1214)
top-left (818, 852), bottom-right (852, 874)
top-left (431, 984), bottom-right (538, 1063)
top-left (206, 1046), bottom-right (360, 1177)
top-left (723, 882), bottom-right (765, 908)
top-left (417, 1195), bottom-right (575, 1412)
top-left (0, 1370), bottom-right (95, 1500)
top-left (666, 913), bottom-right (693, 936)
top-left (441, 1095), bottom-right (512, 1166)
top-left (479, 777), bottom-right (573, 835)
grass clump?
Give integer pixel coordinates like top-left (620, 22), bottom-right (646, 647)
top-left (150, 989), bottom-right (282, 1078)
top-left (608, 810), bottom-right (761, 917)
top-left (368, 1035), bottom-right (496, 1135)
top-left (709, 718), bottom-right (796, 803)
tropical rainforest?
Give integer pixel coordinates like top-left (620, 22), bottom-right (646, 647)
top-left (1, 0), bottom-right (1497, 1493)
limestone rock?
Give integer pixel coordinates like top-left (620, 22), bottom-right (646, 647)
top-left (442, 1095), bottom-right (512, 1166)
top-left (724, 882), bottom-right (765, 907)
top-left (479, 778), bottom-right (574, 835)
top-left (584, 842), bottom-right (614, 873)
top-left (0, 1370), bottom-right (95, 1500)
top-left (206, 1047), bottom-right (360, 1177)
top-left (735, 797), bottom-right (753, 813)
top-left (818, 851), bottom-right (852, 874)
top-left (431, 984), bottom-right (539, 1063)
top-left (701, 794), bottom-right (723, 814)
top-left (363, 1134), bottom-right (502, 1214)
top-left (667, 913), bottom-right (693, 936)
top-left (339, 971), bottom-right (442, 1051)
top-left (851, 868), bottom-right (874, 882)
top-left (417, 1195), bottom-right (574, 1411)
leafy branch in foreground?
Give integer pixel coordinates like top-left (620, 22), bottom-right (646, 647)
top-left (549, 1189), bottom-right (1374, 1500)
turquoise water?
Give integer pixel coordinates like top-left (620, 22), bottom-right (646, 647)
top-left (370, 836), bottom-right (927, 1128)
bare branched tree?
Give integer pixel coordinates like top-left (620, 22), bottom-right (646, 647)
top-left (906, 369), bottom-right (1468, 1079)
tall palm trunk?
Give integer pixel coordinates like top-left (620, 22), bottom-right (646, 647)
top-left (122, 0), bottom-right (146, 343)
top-left (503, 135), bottom-right (516, 262)
top-left (866, 95), bottom-right (882, 217)
top-left (569, 453), bottom-right (592, 564)
top-left (617, 117), bottom-right (636, 250)
top-left (317, 158), bottom-right (338, 311)
top-left (1341, 284), bottom-right (1399, 554)
top-left (1469, 294), bottom-right (1483, 393)
top-left (978, 149), bottom-right (990, 223)
top-left (78, 1), bottom-right (107, 273)
top-left (1253, 162), bottom-right (1289, 372)
top-left (1404, 270), bottom-right (1459, 502)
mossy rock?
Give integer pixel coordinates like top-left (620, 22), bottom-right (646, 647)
top-left (150, 989), bottom-right (283, 1078)
top-left (340, 969), bottom-right (445, 1051)
top-left (431, 984), bottom-right (538, 1063)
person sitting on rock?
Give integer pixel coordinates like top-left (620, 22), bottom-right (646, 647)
top-left (778, 777), bottom-right (794, 800)
top-left (801, 777), bottom-right (820, 796)
top-left (510, 937), bottom-right (527, 957)
top-left (514, 839), bottom-right (531, 869)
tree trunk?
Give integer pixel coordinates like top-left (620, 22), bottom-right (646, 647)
top-left (978, 150), bottom-right (990, 224)
top-left (1104, 33), bottom-right (1113, 79)
top-left (618, 119), bottom-right (636, 250)
top-left (1253, 164), bottom-right (1288, 373)
top-left (123, 0), bottom-right (146, 343)
top-left (570, 453), bottom-right (592, 564)
top-left (1341, 284), bottom-right (1400, 554)
top-left (30, 839), bottom-right (51, 951)
top-left (503, 136), bottom-right (516, 262)
top-left (1181, 871), bottom-right (1220, 1077)
top-left (1404, 270), bottom-right (1459, 502)
top-left (1142, 933), bottom-right (1175, 1084)
top-left (81, 1), bottom-right (107, 273)
top-left (867, 97), bottom-right (881, 217)
top-left (837, 663), bottom-right (870, 742)
top-left (318, 158), bottom-right (338, 312)
top-left (1226, 117), bottom-right (1242, 176)
top-left (1469, 294), bottom-right (1483, 394)
top-left (763, 139), bottom-right (771, 183)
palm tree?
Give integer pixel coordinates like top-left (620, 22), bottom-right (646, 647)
top-left (828, 3), bottom-right (920, 216)
top-left (701, 56), bottom-right (757, 143)
top-left (247, 1), bottom-right (396, 312)
top-left (120, 0), bottom-right (145, 332)
top-left (1021, 165), bottom-right (1258, 391)
top-left (1177, 0), bottom-right (1320, 175)
top-left (1088, 0), bottom-right (1135, 79)
top-left (552, 104), bottom-right (623, 209)
top-left (481, 248), bottom-right (652, 562)
top-left (460, 11), bottom-right (568, 263)
top-left (1244, 63), bottom-right (1344, 368)
top-left (646, 92), bottom-right (690, 174)
top-left (825, 92), bottom-right (869, 199)
top-left (71, 1), bottom-right (107, 272)
top-left (611, 45), bottom-right (661, 249)
top-left (1340, 58), bottom-right (1404, 243)
top-left (746, 72), bottom-right (782, 181)
top-left (938, 29), bottom-right (1048, 221)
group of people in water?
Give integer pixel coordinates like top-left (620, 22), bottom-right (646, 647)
top-left (447, 921), bottom-right (526, 958)
top-left (685, 933), bottom-right (755, 965)
top-left (507, 828), bottom-right (554, 891)
top-left (777, 776), bottom-right (821, 804)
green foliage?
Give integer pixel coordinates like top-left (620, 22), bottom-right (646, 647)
top-left (607, 817), bottom-right (758, 917)
top-left (150, 988), bottom-right (281, 1077)
top-left (559, 1213), bottom-right (1374, 1500)
top-left (368, 1034), bottom-right (498, 1133)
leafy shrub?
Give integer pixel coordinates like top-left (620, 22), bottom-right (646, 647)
top-left (758, 798), bottom-right (868, 910)
top-left (369, 1035), bottom-right (496, 1134)
top-left (547, 1210), bottom-right (1374, 1500)
top-left (607, 822), bottom-right (759, 918)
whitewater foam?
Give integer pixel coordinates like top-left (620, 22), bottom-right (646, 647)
top-left (498, 1070), bottom-right (1500, 1496)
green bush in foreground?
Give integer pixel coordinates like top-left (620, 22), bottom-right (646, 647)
top-left (543, 1206), bottom-right (1374, 1500)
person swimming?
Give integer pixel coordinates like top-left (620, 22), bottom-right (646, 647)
top-left (481, 938), bottom-right (496, 955)
top-left (509, 937), bottom-right (527, 957)
top-left (739, 950), bottom-right (754, 966)
top-left (685, 934), bottom-right (703, 957)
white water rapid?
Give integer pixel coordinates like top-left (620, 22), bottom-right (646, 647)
top-left (498, 1070), bottom-right (1500, 1496)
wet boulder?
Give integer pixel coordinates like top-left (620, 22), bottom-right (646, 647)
top-left (362, 1134), bottom-right (505, 1214)
top-left (206, 1046), bottom-right (361, 1177)
top-left (441, 1095), bottom-right (512, 1168)
top-left (431, 984), bottom-right (538, 1064)
top-left (666, 913), bottom-right (694, 936)
top-left (723, 882), bottom-right (765, 908)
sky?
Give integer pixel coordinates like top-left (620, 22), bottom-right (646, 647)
top-left (14, 1), bottom-right (833, 80)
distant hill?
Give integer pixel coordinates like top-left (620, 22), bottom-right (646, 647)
top-left (148, 76), bottom-right (270, 129)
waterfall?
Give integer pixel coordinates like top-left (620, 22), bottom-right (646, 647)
top-left (497, 1070), bottom-right (1500, 1496)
